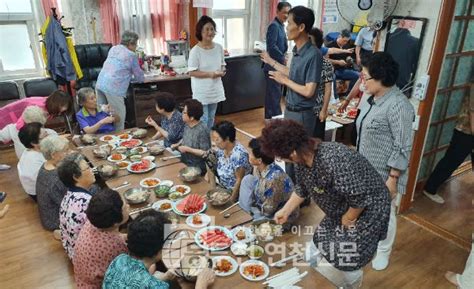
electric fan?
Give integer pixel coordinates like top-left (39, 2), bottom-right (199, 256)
top-left (336, 0), bottom-right (398, 30)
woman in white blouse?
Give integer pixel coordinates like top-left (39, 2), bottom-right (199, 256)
top-left (188, 15), bottom-right (226, 129)
top-left (17, 122), bottom-right (47, 202)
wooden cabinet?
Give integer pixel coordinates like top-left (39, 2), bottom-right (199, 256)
top-left (126, 77), bottom-right (192, 128)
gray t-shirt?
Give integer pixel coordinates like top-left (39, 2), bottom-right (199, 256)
top-left (286, 41), bottom-right (323, 109)
top-left (181, 121), bottom-right (211, 173)
top-left (36, 165), bottom-right (67, 231)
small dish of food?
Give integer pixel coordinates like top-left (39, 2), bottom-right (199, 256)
top-left (129, 154), bottom-right (142, 162)
top-left (131, 128), bottom-right (148, 139)
top-left (116, 160), bottom-right (131, 170)
top-left (212, 256), bottom-right (238, 277)
top-left (93, 148), bottom-right (109, 159)
top-left (252, 220), bottom-right (282, 242)
top-left (185, 213), bottom-right (211, 228)
top-left (80, 134), bottom-right (96, 145)
top-left (142, 155), bottom-right (155, 162)
top-left (206, 187), bottom-right (232, 207)
top-left (148, 144), bottom-right (166, 156)
top-left (154, 185), bottom-right (171, 198)
top-left (100, 135), bottom-right (117, 142)
top-left (231, 226), bottom-right (255, 243)
top-left (230, 242), bottom-right (248, 256)
top-left (115, 146), bottom-right (128, 154)
top-left (152, 200), bottom-right (173, 212)
top-left (139, 177), bottom-right (161, 189)
top-left (168, 192), bottom-right (183, 202)
top-left (239, 260), bottom-right (269, 282)
top-left (118, 133), bottom-right (132, 140)
top-left (107, 153), bottom-right (126, 162)
top-left (170, 185), bottom-right (191, 196)
top-left (247, 245), bottom-right (264, 260)
top-left (130, 146), bottom-right (148, 155)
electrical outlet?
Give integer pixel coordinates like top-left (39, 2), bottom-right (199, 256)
top-left (412, 115), bottom-right (420, 131)
top-left (413, 75), bottom-right (430, 101)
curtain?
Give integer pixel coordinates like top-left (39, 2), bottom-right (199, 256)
top-left (99, 0), bottom-right (120, 45)
top-left (117, 0), bottom-right (154, 54)
top-left (40, 0), bottom-right (59, 18)
top-left (269, 0), bottom-right (279, 21)
top-left (149, 0), bottom-right (188, 55)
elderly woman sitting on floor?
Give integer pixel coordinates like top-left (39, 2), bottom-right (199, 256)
top-left (73, 188), bottom-right (129, 289)
top-left (17, 122), bottom-right (47, 201)
top-left (103, 210), bottom-right (215, 289)
top-left (36, 135), bottom-right (70, 237)
top-left (0, 105), bottom-right (57, 159)
top-left (58, 152), bottom-right (96, 260)
top-left (145, 92), bottom-right (185, 147)
top-left (75, 87), bottom-right (116, 134)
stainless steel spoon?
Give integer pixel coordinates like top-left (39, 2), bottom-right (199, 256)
top-left (112, 181), bottom-right (130, 190)
top-left (224, 207), bottom-right (242, 218)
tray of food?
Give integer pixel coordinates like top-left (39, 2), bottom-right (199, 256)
top-left (172, 194), bottom-right (206, 216)
top-left (127, 159), bottom-right (156, 174)
top-left (195, 226), bottom-right (233, 251)
top-left (120, 139), bottom-right (142, 148)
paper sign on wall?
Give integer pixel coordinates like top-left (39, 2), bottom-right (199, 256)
top-left (193, 0), bottom-right (213, 8)
top-left (323, 0), bottom-right (339, 24)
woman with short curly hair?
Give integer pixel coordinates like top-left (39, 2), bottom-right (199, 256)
top-left (260, 118), bottom-right (391, 288)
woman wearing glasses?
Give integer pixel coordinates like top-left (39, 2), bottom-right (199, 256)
top-left (57, 153), bottom-right (96, 260)
top-left (356, 52), bottom-right (415, 270)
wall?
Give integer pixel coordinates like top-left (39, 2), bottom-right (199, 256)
top-left (60, 0), bottom-right (104, 45)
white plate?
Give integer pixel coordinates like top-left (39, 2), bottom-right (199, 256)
top-left (231, 226), bottom-right (255, 243)
top-left (211, 256), bottom-right (238, 277)
top-left (140, 177), bottom-right (161, 189)
top-left (100, 135), bottom-right (118, 142)
top-left (142, 155), bottom-right (155, 162)
top-left (152, 200), bottom-right (173, 212)
top-left (170, 185), bottom-right (191, 197)
top-left (100, 143), bottom-right (117, 151)
top-left (116, 160), bottom-right (131, 170)
top-left (172, 197), bottom-right (207, 216)
top-left (185, 213), bottom-right (211, 228)
top-left (127, 161), bottom-right (157, 174)
top-left (230, 242), bottom-right (248, 256)
top-left (117, 133), bottom-right (132, 141)
top-left (194, 226), bottom-right (233, 251)
top-left (160, 180), bottom-right (174, 187)
top-left (131, 146), bottom-right (148, 154)
top-left (107, 153), bottom-right (126, 162)
top-left (239, 260), bottom-right (270, 282)
top-left (119, 139), bottom-right (143, 148)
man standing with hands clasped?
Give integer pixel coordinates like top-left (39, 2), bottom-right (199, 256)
top-left (263, 1), bottom-right (291, 120)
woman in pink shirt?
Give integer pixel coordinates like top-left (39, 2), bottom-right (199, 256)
top-left (0, 90), bottom-right (72, 131)
top-left (73, 188), bottom-right (129, 289)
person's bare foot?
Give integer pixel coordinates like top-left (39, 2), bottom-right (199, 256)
top-left (0, 204), bottom-right (10, 218)
top-left (444, 271), bottom-right (459, 286)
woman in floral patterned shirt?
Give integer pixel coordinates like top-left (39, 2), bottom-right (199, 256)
top-left (260, 119), bottom-right (390, 289)
top-left (58, 153), bottom-right (96, 260)
top-left (145, 92), bottom-right (185, 147)
top-left (239, 138), bottom-right (297, 226)
top-left (205, 121), bottom-right (251, 201)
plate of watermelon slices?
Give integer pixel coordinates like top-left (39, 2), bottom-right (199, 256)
top-left (195, 226), bottom-right (234, 251)
top-left (172, 194), bottom-right (207, 216)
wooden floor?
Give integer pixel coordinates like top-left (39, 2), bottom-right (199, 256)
top-left (410, 171), bottom-right (473, 241)
top-left (0, 107), bottom-right (471, 289)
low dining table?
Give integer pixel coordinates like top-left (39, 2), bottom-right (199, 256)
top-left (74, 129), bottom-right (334, 289)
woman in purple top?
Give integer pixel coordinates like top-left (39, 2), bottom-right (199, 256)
top-left (96, 31), bottom-right (145, 131)
top-left (75, 87), bottom-right (116, 134)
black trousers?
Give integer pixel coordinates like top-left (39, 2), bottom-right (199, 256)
top-left (424, 129), bottom-right (474, 194)
top-left (313, 116), bottom-right (326, 140)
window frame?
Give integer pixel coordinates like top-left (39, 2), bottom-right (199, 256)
top-left (0, 0), bottom-right (44, 80)
top-left (211, 0), bottom-right (250, 50)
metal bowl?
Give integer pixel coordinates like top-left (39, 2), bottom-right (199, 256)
top-left (96, 164), bottom-right (117, 179)
top-left (124, 187), bottom-right (150, 204)
top-left (132, 128), bottom-right (148, 139)
top-left (149, 144), bottom-right (166, 156)
top-left (179, 166), bottom-right (202, 183)
top-left (93, 148), bottom-right (109, 159)
top-left (154, 185), bottom-right (172, 198)
top-left (176, 255), bottom-right (211, 282)
top-left (206, 187), bottom-right (232, 207)
top-left (80, 134), bottom-right (97, 145)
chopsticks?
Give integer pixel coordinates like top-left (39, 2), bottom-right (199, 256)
top-left (160, 155), bottom-right (181, 161)
top-left (269, 253), bottom-right (302, 267)
top-left (263, 268), bottom-right (308, 288)
top-left (129, 204), bottom-right (152, 215)
top-left (219, 202), bottom-right (239, 214)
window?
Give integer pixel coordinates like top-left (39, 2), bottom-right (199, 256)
top-left (211, 0), bottom-right (249, 50)
top-left (0, 0), bottom-right (43, 78)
